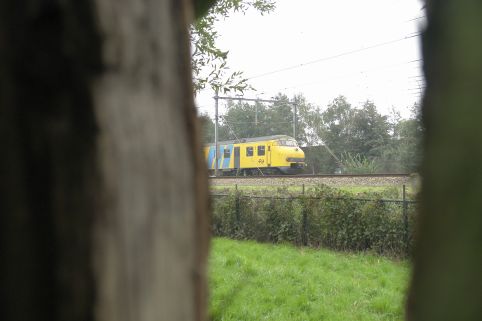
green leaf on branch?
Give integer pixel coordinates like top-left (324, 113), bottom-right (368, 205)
top-left (191, 0), bottom-right (275, 94)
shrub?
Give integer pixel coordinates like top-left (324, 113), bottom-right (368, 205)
top-left (211, 185), bottom-right (416, 257)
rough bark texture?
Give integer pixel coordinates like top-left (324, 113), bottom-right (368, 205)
top-left (407, 1), bottom-right (482, 320)
top-left (92, 0), bottom-right (208, 320)
top-left (0, 0), bottom-right (208, 321)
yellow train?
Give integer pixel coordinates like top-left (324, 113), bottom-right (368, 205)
top-left (204, 135), bottom-right (305, 175)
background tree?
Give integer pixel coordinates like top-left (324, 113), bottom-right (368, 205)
top-left (266, 93), bottom-right (316, 145)
top-left (316, 95), bottom-right (354, 154)
top-left (351, 100), bottom-right (390, 159)
top-left (313, 96), bottom-right (397, 173)
top-left (313, 96), bottom-right (355, 172)
top-left (201, 91), bottom-right (423, 174)
top-left (292, 94), bottom-right (320, 146)
top-left (265, 94), bottom-right (293, 135)
top-left (199, 113), bottom-right (216, 143)
top-left (220, 99), bottom-right (268, 139)
top-left (378, 104), bottom-right (423, 173)
top-left (214, 93), bottom-right (316, 144)
top-left (301, 145), bottom-right (336, 174)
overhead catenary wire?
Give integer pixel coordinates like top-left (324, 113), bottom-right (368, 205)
top-left (404, 15), bottom-right (427, 23)
top-left (223, 120), bottom-right (293, 125)
top-left (196, 9), bottom-right (426, 118)
top-left (269, 59), bottom-right (422, 93)
top-left (218, 98), bottom-right (342, 167)
top-left (200, 26), bottom-right (424, 120)
top-left (247, 33), bottom-right (422, 80)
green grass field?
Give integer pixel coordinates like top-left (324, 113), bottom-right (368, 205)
top-left (209, 238), bottom-right (410, 321)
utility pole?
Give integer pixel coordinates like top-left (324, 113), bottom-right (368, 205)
top-left (213, 95), bottom-right (299, 141)
top-left (214, 90), bottom-right (219, 176)
top-left (292, 103), bottom-right (297, 140)
top-left (215, 96), bottom-right (297, 131)
top-left (255, 98), bottom-right (258, 126)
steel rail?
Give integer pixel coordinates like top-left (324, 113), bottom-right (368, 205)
top-left (209, 173), bottom-right (412, 179)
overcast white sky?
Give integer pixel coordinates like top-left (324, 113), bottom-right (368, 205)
top-left (195, 0), bottom-right (426, 119)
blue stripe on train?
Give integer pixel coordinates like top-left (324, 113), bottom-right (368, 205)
top-left (223, 144), bottom-right (233, 169)
top-left (207, 146), bottom-right (215, 169)
top-left (217, 145), bottom-right (225, 169)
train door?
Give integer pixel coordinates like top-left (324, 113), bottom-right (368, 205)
top-left (257, 145), bottom-right (267, 169)
top-left (266, 143), bottom-right (272, 167)
top-left (234, 146), bottom-right (240, 169)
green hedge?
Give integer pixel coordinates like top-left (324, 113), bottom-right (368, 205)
top-left (211, 186), bottom-right (416, 257)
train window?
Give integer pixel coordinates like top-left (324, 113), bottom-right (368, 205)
top-left (258, 145), bottom-right (265, 156)
top-left (246, 146), bottom-right (253, 157)
top-left (278, 139), bottom-right (297, 147)
top-left (224, 148), bottom-right (230, 158)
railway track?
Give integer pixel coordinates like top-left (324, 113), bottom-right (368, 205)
top-left (209, 173), bottom-right (416, 187)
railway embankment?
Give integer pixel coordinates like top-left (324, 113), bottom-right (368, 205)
top-left (209, 174), bottom-right (418, 188)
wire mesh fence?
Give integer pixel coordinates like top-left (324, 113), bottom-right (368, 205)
top-left (210, 185), bottom-right (417, 257)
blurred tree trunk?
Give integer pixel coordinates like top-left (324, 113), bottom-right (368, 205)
top-left (0, 1), bottom-right (209, 321)
top-left (407, 1), bottom-right (482, 320)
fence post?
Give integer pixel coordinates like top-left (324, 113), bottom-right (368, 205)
top-left (235, 184), bottom-right (240, 225)
top-left (403, 184), bottom-right (409, 255)
top-left (301, 184), bottom-right (308, 246)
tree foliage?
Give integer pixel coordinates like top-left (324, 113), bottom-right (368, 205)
top-left (200, 93), bottom-right (423, 174)
top-left (312, 96), bottom-right (421, 173)
top-left (378, 104), bottom-right (423, 173)
top-left (340, 152), bottom-right (379, 174)
top-left (315, 96), bottom-right (355, 157)
top-left (191, 0), bottom-right (275, 94)
top-left (199, 112), bottom-right (216, 143)
top-left (209, 93), bottom-right (316, 144)
top-left (193, 2), bottom-right (423, 174)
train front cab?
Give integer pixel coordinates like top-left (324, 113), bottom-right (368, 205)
top-left (268, 138), bottom-right (305, 174)
top-left (235, 136), bottom-right (305, 175)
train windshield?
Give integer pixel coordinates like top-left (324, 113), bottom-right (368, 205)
top-left (277, 139), bottom-right (298, 147)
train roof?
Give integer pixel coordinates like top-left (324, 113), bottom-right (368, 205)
top-left (206, 135), bottom-right (296, 146)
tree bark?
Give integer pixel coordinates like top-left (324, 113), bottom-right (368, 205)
top-left (0, 1), bottom-right (208, 321)
top-left (407, 1), bottom-right (482, 320)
